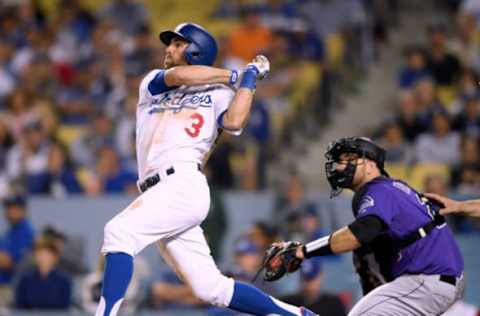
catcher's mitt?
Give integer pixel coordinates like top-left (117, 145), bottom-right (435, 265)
top-left (255, 241), bottom-right (303, 282)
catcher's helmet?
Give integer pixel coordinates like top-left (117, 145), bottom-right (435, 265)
top-left (159, 23), bottom-right (218, 66)
top-left (325, 137), bottom-right (389, 197)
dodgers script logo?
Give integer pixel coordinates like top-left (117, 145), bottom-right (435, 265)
top-left (149, 90), bottom-right (213, 114)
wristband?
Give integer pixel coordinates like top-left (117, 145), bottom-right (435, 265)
top-left (229, 70), bottom-right (239, 85)
top-left (239, 67), bottom-right (258, 90)
top-left (304, 235), bottom-right (334, 258)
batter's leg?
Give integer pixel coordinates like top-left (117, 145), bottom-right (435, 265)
top-left (95, 172), bottom-right (210, 316)
top-left (160, 226), bottom-right (313, 316)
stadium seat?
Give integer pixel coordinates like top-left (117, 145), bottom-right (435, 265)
top-left (436, 85), bottom-right (457, 109)
top-left (408, 163), bottom-right (450, 191)
top-left (326, 33), bottom-right (345, 68)
top-left (56, 125), bottom-right (87, 146)
top-left (384, 163), bottom-right (409, 182)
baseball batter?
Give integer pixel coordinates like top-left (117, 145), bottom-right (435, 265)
top-left (263, 137), bottom-right (465, 315)
top-left (95, 23), bottom-right (316, 316)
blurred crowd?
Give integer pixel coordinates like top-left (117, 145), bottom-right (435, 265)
top-left (372, 0), bottom-right (480, 229)
top-left (0, 0), bottom-right (386, 197)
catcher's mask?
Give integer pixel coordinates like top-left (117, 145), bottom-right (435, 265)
top-left (325, 137), bottom-right (389, 198)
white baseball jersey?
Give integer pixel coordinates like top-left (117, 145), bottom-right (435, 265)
top-left (136, 69), bottom-right (239, 182)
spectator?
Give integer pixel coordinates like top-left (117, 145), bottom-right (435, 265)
top-left (258, 0), bottom-right (300, 32)
top-left (414, 77), bottom-right (445, 128)
top-left (0, 39), bottom-right (15, 100)
top-left (98, 0), bottom-right (149, 36)
top-left (95, 146), bottom-right (137, 194)
top-left (450, 137), bottom-right (480, 194)
top-left (414, 110), bottom-right (460, 164)
top-left (49, 1), bottom-right (96, 67)
top-left (398, 45), bottom-right (430, 88)
top-left (452, 94), bottom-right (480, 137)
top-left (225, 6), bottom-right (272, 67)
top-left (448, 68), bottom-right (479, 113)
top-left (449, 13), bottom-right (480, 73)
top-left (275, 170), bottom-right (317, 239)
top-left (22, 51), bottom-right (58, 98)
top-left (71, 111), bottom-right (115, 168)
top-left (0, 195), bottom-right (34, 309)
top-left (15, 238), bottom-right (71, 310)
top-left (41, 226), bottom-right (88, 276)
top-left (378, 121), bottom-right (414, 164)
top-left (287, 27), bottom-right (324, 62)
top-left (115, 93), bottom-right (137, 171)
top-left (426, 24), bottom-right (461, 86)
top-left (424, 174), bottom-right (449, 196)
top-left (27, 142), bottom-right (82, 196)
top-left (6, 120), bottom-right (51, 184)
top-left (247, 221), bottom-right (279, 253)
top-left (281, 258), bottom-right (347, 316)
top-left (395, 90), bottom-right (424, 142)
top-left (0, 118), bottom-right (14, 198)
top-left (56, 61), bottom-right (95, 125)
top-left (4, 89), bottom-right (36, 139)
top-left (150, 268), bottom-right (204, 311)
top-left (225, 238), bottom-right (274, 294)
top-left (124, 23), bottom-right (154, 77)
top-left (300, 206), bottom-right (324, 242)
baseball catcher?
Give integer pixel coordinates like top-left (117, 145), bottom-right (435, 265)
top-left (260, 137), bottom-right (465, 315)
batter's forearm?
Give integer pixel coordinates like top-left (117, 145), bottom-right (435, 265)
top-left (221, 88), bottom-right (254, 130)
top-left (165, 66), bottom-right (231, 86)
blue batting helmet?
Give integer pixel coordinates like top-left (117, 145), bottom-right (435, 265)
top-left (159, 23), bottom-right (218, 66)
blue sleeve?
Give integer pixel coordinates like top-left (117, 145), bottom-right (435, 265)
top-left (26, 173), bottom-right (49, 194)
top-left (147, 70), bottom-right (176, 95)
top-left (61, 170), bottom-right (83, 193)
top-left (8, 227), bottom-right (34, 263)
top-left (356, 187), bottom-right (396, 227)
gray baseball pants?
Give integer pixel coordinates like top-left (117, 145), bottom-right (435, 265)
top-left (348, 274), bottom-right (465, 316)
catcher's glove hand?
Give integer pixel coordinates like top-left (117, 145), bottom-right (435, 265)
top-left (255, 241), bottom-right (303, 282)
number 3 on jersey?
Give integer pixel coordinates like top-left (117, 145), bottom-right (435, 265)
top-left (185, 113), bottom-right (204, 138)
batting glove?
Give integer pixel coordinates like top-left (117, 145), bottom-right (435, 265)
top-left (229, 55), bottom-right (270, 90)
top-left (247, 54), bottom-right (270, 80)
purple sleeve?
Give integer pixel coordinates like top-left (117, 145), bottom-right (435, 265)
top-left (356, 187), bottom-right (396, 227)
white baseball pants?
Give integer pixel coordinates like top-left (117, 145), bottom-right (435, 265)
top-left (101, 163), bottom-right (235, 307)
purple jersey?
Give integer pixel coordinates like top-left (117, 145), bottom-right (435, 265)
top-left (352, 177), bottom-right (463, 280)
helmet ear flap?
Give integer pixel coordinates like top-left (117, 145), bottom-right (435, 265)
top-left (184, 42), bottom-right (202, 64)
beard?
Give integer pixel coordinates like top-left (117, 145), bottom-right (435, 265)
top-left (164, 56), bottom-right (174, 69)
